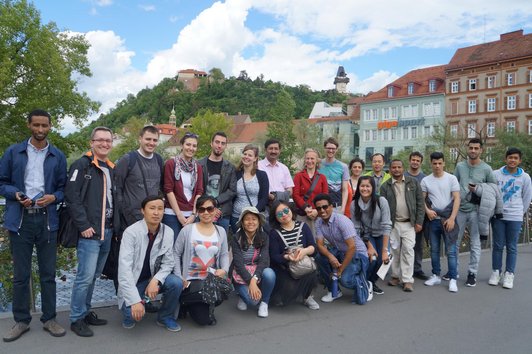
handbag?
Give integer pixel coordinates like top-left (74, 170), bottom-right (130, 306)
top-left (275, 223), bottom-right (317, 279)
top-left (232, 248), bottom-right (259, 285)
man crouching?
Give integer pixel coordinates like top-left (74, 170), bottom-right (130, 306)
top-left (117, 195), bottom-right (182, 331)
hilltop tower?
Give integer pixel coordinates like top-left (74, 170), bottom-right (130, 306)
top-left (169, 105), bottom-right (176, 126)
top-left (334, 66), bottom-right (350, 93)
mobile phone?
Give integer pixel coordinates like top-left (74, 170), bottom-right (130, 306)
top-left (468, 182), bottom-right (476, 187)
top-left (32, 192), bottom-right (44, 200)
top-left (18, 192), bottom-right (28, 201)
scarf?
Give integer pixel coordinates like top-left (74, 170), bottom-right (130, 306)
top-left (174, 154), bottom-right (197, 188)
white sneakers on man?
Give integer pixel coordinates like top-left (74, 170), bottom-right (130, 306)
top-left (502, 272), bottom-right (514, 289)
top-left (321, 291), bottom-right (343, 303)
top-left (488, 270), bottom-right (501, 286)
top-left (448, 279), bottom-right (458, 293)
top-left (424, 274), bottom-right (442, 286)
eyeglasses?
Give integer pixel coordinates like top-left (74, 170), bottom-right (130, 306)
top-left (315, 204), bottom-right (330, 211)
top-left (325, 146), bottom-right (337, 151)
top-left (183, 132), bottom-right (199, 139)
top-left (276, 207), bottom-right (290, 218)
top-left (197, 206), bottom-right (215, 214)
top-left (92, 139), bottom-right (113, 144)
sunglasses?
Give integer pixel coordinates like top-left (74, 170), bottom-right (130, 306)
top-left (276, 207), bottom-right (290, 218)
top-left (315, 204), bottom-right (330, 211)
top-left (197, 206), bottom-right (215, 214)
top-left (184, 132), bottom-right (199, 139)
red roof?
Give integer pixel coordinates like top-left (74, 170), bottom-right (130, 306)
top-left (177, 69), bottom-right (208, 75)
top-left (230, 122), bottom-right (269, 143)
top-left (363, 65), bottom-right (446, 103)
top-left (447, 30), bottom-right (532, 70)
top-left (155, 123), bottom-right (177, 135)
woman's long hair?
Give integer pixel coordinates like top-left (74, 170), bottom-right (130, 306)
top-left (353, 175), bottom-right (379, 221)
top-left (237, 144), bottom-right (259, 175)
top-left (269, 199), bottom-right (296, 230)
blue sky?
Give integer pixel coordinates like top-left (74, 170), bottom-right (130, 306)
top-left (31, 0), bottom-right (532, 131)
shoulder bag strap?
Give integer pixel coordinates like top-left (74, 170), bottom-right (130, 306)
top-left (242, 175), bottom-right (254, 206)
top-left (303, 173), bottom-right (321, 203)
top-left (135, 152), bottom-right (150, 195)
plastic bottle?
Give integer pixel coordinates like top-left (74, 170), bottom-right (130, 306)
top-left (331, 270), bottom-right (339, 298)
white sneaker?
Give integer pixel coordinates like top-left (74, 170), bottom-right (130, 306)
top-left (449, 279), bottom-right (458, 293)
top-left (237, 297), bottom-right (247, 311)
top-left (304, 296), bottom-right (320, 310)
top-left (257, 302), bottom-right (268, 318)
top-left (366, 282), bottom-right (373, 302)
top-left (488, 270), bottom-right (500, 286)
top-left (424, 274), bottom-right (442, 286)
top-left (502, 272), bottom-right (514, 289)
top-left (320, 291), bottom-right (343, 303)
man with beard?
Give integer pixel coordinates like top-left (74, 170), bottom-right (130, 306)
top-left (453, 138), bottom-right (497, 287)
top-left (1, 109), bottom-right (67, 342)
top-left (198, 132), bottom-right (236, 232)
top-left (258, 138), bottom-right (293, 204)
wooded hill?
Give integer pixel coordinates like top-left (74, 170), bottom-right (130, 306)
top-left (69, 70), bottom-right (353, 139)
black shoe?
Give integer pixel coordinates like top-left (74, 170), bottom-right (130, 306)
top-left (372, 282), bottom-right (384, 295)
top-left (465, 272), bottom-right (477, 287)
top-left (208, 316), bottom-right (217, 326)
top-left (145, 302), bottom-right (160, 313)
top-left (71, 319), bottom-right (93, 337)
top-left (84, 311), bottom-right (107, 326)
top-left (413, 271), bottom-right (429, 281)
top-left (442, 273), bottom-right (451, 281)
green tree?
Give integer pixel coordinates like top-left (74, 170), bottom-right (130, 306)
top-left (108, 116), bottom-right (148, 162)
top-left (0, 0), bottom-right (99, 151)
top-left (266, 120), bottom-right (298, 173)
top-left (489, 130), bottom-right (532, 173)
top-left (188, 110), bottom-right (233, 158)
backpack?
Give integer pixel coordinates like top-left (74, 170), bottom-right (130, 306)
top-left (351, 256), bottom-right (369, 305)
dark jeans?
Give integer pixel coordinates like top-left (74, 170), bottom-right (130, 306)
top-left (366, 236), bottom-right (383, 283)
top-left (414, 231), bottom-right (424, 273)
top-left (9, 211), bottom-right (57, 324)
top-left (315, 247), bottom-right (369, 291)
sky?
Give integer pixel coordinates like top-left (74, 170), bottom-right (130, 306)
top-left (31, 0), bottom-right (532, 133)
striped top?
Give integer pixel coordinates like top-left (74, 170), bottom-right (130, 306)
top-left (277, 220), bottom-right (304, 248)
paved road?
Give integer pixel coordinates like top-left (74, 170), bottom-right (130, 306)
top-left (2, 245), bottom-right (531, 354)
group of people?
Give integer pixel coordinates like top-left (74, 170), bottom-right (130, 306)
top-left (1, 109), bottom-right (530, 343)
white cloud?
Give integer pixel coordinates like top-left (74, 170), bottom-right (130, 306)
top-left (95, 0), bottom-right (112, 6)
top-left (139, 4), bottom-right (155, 12)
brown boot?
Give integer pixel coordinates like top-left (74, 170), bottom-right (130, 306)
top-left (403, 282), bottom-right (414, 292)
top-left (388, 277), bottom-right (401, 286)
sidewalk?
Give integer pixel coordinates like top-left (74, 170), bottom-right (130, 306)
top-left (2, 245), bottom-right (531, 354)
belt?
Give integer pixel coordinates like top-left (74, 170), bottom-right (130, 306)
top-left (397, 219), bottom-right (410, 223)
top-left (25, 208), bottom-right (46, 214)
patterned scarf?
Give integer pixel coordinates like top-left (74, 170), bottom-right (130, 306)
top-left (174, 154), bottom-right (197, 188)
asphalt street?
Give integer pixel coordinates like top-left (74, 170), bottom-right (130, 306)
top-left (2, 245), bottom-right (531, 354)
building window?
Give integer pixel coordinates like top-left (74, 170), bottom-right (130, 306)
top-left (372, 130), bottom-right (378, 141)
top-left (529, 93), bottom-right (532, 108)
top-left (391, 107), bottom-right (397, 118)
top-left (364, 130), bottom-right (370, 141)
top-left (450, 124), bottom-right (458, 138)
top-left (507, 96), bottom-right (516, 110)
top-left (487, 75), bottom-right (496, 88)
top-left (363, 110), bottom-right (371, 121)
top-left (372, 109), bottom-right (378, 120)
top-left (429, 80), bottom-right (436, 92)
top-left (487, 122), bottom-right (495, 137)
top-left (507, 73), bottom-right (514, 86)
top-left (403, 127), bottom-right (409, 140)
top-left (467, 123), bottom-right (476, 138)
top-left (528, 120), bottom-right (532, 135)
top-left (383, 108), bottom-right (390, 119)
top-left (424, 126), bottom-right (431, 137)
top-left (451, 81), bottom-right (459, 93)
top-left (485, 147), bottom-right (493, 163)
top-left (529, 71), bottom-right (532, 83)
top-left (388, 86), bottom-right (394, 97)
top-left (468, 100), bottom-right (477, 113)
top-left (391, 128), bottom-right (397, 140)
top-left (450, 147), bottom-right (459, 161)
top-left (408, 83), bottom-right (414, 95)
top-left (469, 79), bottom-right (477, 91)
top-left (451, 101), bottom-right (458, 115)
top-left (506, 120), bottom-right (516, 133)
top-left (411, 126), bottom-right (417, 139)
top-left (487, 98), bottom-right (496, 112)
top-left (382, 129), bottom-right (389, 141)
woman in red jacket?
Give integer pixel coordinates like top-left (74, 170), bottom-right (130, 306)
top-left (163, 132), bottom-right (204, 241)
top-left (292, 148), bottom-right (328, 236)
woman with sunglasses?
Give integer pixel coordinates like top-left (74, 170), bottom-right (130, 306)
top-left (163, 132), bottom-right (204, 241)
top-left (173, 195), bottom-right (229, 326)
top-left (231, 144), bottom-right (269, 233)
top-left (268, 200), bottom-right (319, 310)
top-left (293, 148), bottom-right (328, 235)
top-left (231, 206), bottom-right (276, 318)
top-left (350, 176), bottom-right (392, 296)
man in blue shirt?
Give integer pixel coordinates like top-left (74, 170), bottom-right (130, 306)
top-left (0, 109), bottom-right (67, 342)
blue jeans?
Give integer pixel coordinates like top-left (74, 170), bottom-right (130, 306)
top-left (234, 268), bottom-right (276, 306)
top-left (429, 220), bottom-right (458, 279)
top-left (456, 209), bottom-right (481, 275)
top-left (162, 214), bottom-right (183, 242)
top-left (366, 236), bottom-right (383, 283)
top-left (215, 217), bottom-right (230, 233)
top-left (492, 219), bottom-right (522, 274)
top-left (316, 247), bottom-right (369, 291)
top-left (9, 212), bottom-right (57, 324)
top-left (70, 228), bottom-right (112, 323)
top-left (121, 274), bottom-right (183, 326)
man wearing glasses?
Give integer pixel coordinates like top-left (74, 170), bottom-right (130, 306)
top-left (65, 126), bottom-right (119, 337)
top-left (319, 137), bottom-right (349, 213)
top-left (313, 194), bottom-right (370, 304)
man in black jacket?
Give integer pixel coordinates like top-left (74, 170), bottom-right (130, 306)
top-left (198, 131), bottom-right (236, 232)
top-left (65, 126), bottom-right (119, 337)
